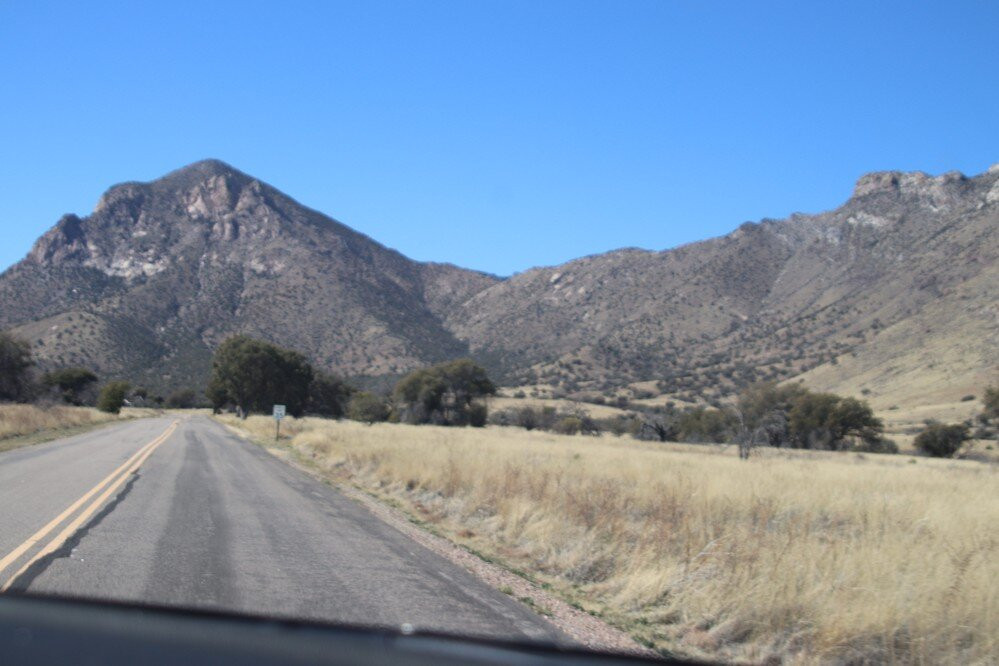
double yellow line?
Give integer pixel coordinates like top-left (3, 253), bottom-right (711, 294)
top-left (0, 420), bottom-right (179, 591)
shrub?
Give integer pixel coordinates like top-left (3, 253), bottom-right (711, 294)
top-left (914, 423), bottom-right (970, 458)
top-left (347, 392), bottom-right (390, 424)
top-left (516, 406), bottom-right (539, 430)
top-left (983, 386), bottom-right (999, 421)
top-left (553, 416), bottom-right (583, 436)
top-left (854, 437), bottom-right (899, 454)
top-left (0, 332), bottom-right (34, 402)
top-left (166, 389), bottom-right (197, 409)
top-left (41, 367), bottom-right (98, 405)
top-left (307, 371), bottom-right (353, 418)
top-left (97, 381), bottom-right (130, 414)
top-left (467, 402), bottom-right (488, 428)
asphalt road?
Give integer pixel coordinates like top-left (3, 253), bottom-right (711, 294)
top-left (0, 416), bottom-right (565, 644)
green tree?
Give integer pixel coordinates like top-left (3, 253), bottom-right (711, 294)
top-left (166, 388), bottom-right (197, 409)
top-left (206, 375), bottom-right (230, 414)
top-left (676, 407), bottom-right (733, 443)
top-left (207, 336), bottom-right (314, 418)
top-left (347, 391), bottom-right (390, 424)
top-left (394, 359), bottom-right (496, 425)
top-left (914, 423), bottom-right (969, 458)
top-left (735, 382), bottom-right (884, 451)
top-left (738, 381), bottom-right (807, 432)
top-left (97, 381), bottom-right (131, 414)
top-left (788, 393), bottom-right (883, 450)
top-left (307, 371), bottom-right (354, 418)
top-left (0, 331), bottom-right (34, 402)
top-left (42, 367), bottom-right (98, 405)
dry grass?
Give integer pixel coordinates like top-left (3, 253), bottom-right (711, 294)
top-left (0, 403), bottom-right (155, 447)
top-left (220, 415), bottom-right (999, 665)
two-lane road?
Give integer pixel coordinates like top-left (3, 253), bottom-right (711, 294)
top-left (0, 416), bottom-right (565, 644)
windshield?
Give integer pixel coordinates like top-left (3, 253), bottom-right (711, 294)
top-left (0, 2), bottom-right (997, 664)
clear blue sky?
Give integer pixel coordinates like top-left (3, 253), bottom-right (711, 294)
top-left (1, 1), bottom-right (997, 277)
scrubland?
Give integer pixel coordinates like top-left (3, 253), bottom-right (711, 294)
top-left (220, 415), bottom-right (998, 665)
top-left (0, 403), bottom-right (152, 448)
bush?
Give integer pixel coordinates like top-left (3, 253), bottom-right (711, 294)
top-left (515, 406), bottom-right (539, 430)
top-left (515, 406), bottom-right (557, 431)
top-left (914, 423), bottom-right (970, 458)
top-left (983, 386), bottom-right (999, 421)
top-left (41, 367), bottom-right (98, 405)
top-left (347, 392), bottom-right (390, 424)
top-left (97, 381), bottom-right (131, 414)
top-left (166, 389), bottom-right (197, 409)
top-left (307, 371), bottom-right (353, 418)
top-left (0, 332), bottom-right (34, 402)
top-left (553, 416), bottom-right (583, 436)
top-left (854, 437), bottom-right (899, 454)
top-left (467, 402), bottom-right (488, 428)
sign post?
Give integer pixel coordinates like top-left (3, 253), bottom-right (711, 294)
top-left (273, 404), bottom-right (286, 441)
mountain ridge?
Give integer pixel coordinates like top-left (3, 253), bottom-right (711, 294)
top-left (2, 159), bottom-right (995, 406)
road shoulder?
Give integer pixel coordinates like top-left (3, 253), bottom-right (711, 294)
top-left (215, 417), bottom-right (654, 657)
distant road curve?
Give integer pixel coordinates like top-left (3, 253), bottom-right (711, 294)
top-left (0, 415), bottom-right (565, 644)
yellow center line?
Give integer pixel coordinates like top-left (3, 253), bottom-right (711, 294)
top-left (0, 420), bottom-right (179, 588)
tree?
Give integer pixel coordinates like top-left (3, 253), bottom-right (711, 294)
top-left (0, 331), bottom-right (34, 402)
top-left (640, 417), bottom-right (679, 442)
top-left (394, 359), bottom-right (496, 425)
top-left (347, 391), bottom-right (390, 424)
top-left (914, 423), bottom-right (970, 457)
top-left (206, 375), bottom-right (230, 414)
top-left (676, 407), bottom-right (734, 443)
top-left (737, 381), bottom-right (807, 437)
top-left (97, 381), bottom-right (130, 414)
top-left (788, 393), bottom-right (883, 450)
top-left (734, 382), bottom-right (884, 451)
top-left (207, 336), bottom-right (314, 418)
top-left (307, 371), bottom-right (353, 418)
top-left (166, 389), bottom-right (197, 409)
top-left (733, 408), bottom-right (786, 459)
top-left (42, 367), bottom-right (98, 405)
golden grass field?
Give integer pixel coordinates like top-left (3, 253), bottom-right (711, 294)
top-left (218, 414), bottom-right (998, 665)
top-left (0, 403), bottom-right (155, 449)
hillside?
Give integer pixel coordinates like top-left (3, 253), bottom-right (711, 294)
top-left (0, 159), bottom-right (995, 406)
top-left (449, 167), bottom-right (999, 406)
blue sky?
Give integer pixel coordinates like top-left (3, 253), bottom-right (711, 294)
top-left (1, 1), bottom-right (997, 276)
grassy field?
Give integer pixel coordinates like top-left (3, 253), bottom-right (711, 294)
top-left (0, 403), bottom-right (155, 450)
top-left (218, 415), bottom-right (998, 664)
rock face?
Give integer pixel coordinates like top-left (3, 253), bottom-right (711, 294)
top-left (0, 159), bottom-right (995, 404)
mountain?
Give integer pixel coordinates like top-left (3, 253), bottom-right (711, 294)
top-left (0, 160), bottom-right (498, 393)
top-left (1, 160), bottom-right (995, 407)
top-left (451, 167), bottom-right (999, 408)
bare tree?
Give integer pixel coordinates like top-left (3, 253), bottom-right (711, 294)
top-left (733, 408), bottom-right (787, 459)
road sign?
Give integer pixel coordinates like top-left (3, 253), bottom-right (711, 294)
top-left (273, 405), bottom-right (286, 442)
